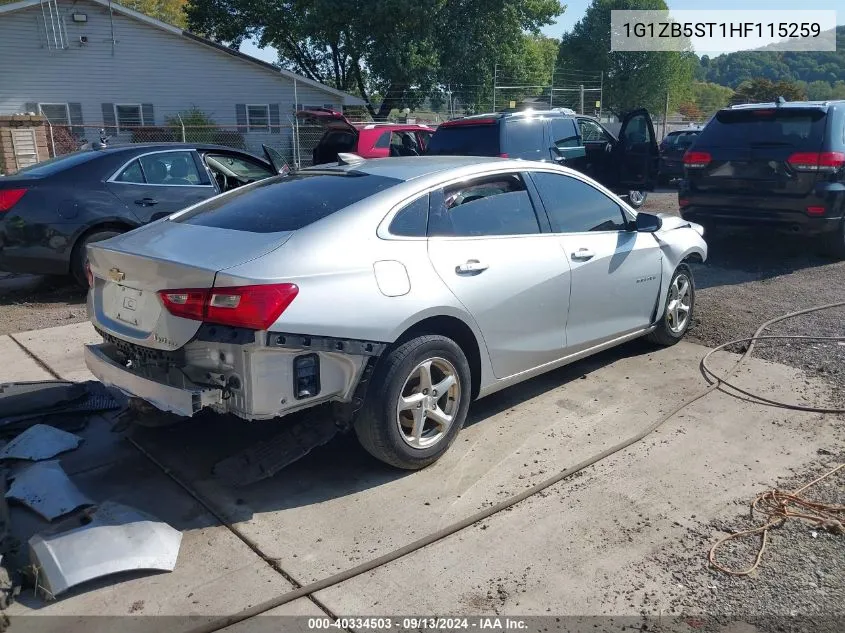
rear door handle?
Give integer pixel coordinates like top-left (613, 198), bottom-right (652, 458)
top-left (134, 197), bottom-right (158, 206)
top-left (455, 259), bottom-right (489, 275)
top-left (571, 248), bottom-right (595, 261)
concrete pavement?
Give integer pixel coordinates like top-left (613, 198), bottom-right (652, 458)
top-left (1, 321), bottom-right (841, 630)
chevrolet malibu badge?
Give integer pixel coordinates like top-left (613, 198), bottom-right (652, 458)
top-left (108, 268), bottom-right (126, 282)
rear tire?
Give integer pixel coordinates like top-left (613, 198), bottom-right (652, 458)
top-left (647, 264), bottom-right (695, 346)
top-left (70, 230), bottom-right (122, 287)
top-left (355, 334), bottom-right (471, 470)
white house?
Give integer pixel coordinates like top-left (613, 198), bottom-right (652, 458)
top-left (0, 0), bottom-right (364, 156)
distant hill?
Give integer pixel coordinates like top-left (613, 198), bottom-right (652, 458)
top-left (699, 26), bottom-right (845, 91)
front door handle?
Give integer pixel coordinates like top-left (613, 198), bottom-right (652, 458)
top-left (134, 197), bottom-right (158, 207)
top-left (571, 248), bottom-right (595, 261)
top-left (455, 259), bottom-right (489, 275)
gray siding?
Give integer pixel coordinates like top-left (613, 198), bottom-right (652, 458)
top-left (0, 0), bottom-right (345, 153)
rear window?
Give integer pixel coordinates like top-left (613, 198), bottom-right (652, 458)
top-left (697, 108), bottom-right (827, 150)
top-left (175, 172), bottom-right (401, 233)
top-left (426, 124), bottom-right (500, 156)
top-left (13, 150), bottom-right (100, 176)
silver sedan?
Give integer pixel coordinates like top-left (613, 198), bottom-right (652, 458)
top-left (84, 156), bottom-right (707, 469)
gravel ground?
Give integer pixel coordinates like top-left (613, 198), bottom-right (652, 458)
top-left (0, 273), bottom-right (86, 335)
top-left (645, 454), bottom-right (845, 633)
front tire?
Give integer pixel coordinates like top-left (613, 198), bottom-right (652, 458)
top-left (626, 190), bottom-right (647, 209)
top-left (355, 334), bottom-right (471, 469)
top-left (647, 264), bottom-right (695, 346)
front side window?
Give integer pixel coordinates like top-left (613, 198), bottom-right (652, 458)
top-left (530, 171), bottom-right (628, 233)
top-left (247, 105), bottom-right (270, 131)
top-left (429, 173), bottom-right (540, 237)
top-left (115, 104), bottom-right (143, 132)
top-left (138, 151), bottom-right (202, 185)
top-left (39, 103), bottom-right (70, 125)
top-left (578, 119), bottom-right (611, 143)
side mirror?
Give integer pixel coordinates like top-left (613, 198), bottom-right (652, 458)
top-left (635, 212), bottom-right (662, 233)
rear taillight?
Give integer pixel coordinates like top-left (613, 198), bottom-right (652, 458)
top-left (787, 151), bottom-right (845, 173)
top-left (157, 283), bottom-right (299, 330)
top-left (0, 188), bottom-right (27, 213)
top-left (499, 153), bottom-right (509, 158)
top-left (85, 261), bottom-right (94, 287)
top-left (678, 198), bottom-right (690, 207)
top-left (806, 205), bottom-right (826, 216)
top-left (683, 151), bottom-right (711, 169)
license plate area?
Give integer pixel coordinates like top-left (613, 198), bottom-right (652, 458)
top-left (102, 283), bottom-right (159, 330)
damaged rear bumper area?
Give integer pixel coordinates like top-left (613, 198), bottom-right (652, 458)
top-left (84, 327), bottom-right (385, 420)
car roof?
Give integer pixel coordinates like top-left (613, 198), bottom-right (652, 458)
top-left (726, 100), bottom-right (845, 111)
top-left (94, 142), bottom-right (262, 155)
top-left (300, 155), bottom-right (510, 181)
top-left (445, 108), bottom-right (583, 123)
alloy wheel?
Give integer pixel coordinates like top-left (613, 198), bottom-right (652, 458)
top-left (396, 357), bottom-right (461, 449)
top-left (628, 190), bottom-right (645, 206)
top-left (666, 273), bottom-right (692, 334)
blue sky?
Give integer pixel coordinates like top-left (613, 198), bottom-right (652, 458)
top-left (241, 1), bottom-right (842, 64)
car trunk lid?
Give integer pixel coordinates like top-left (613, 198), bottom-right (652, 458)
top-left (295, 108), bottom-right (358, 134)
top-left (88, 220), bottom-right (293, 350)
top-left (686, 107), bottom-right (828, 198)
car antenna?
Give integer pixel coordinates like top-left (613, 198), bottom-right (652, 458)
top-left (336, 153), bottom-right (365, 165)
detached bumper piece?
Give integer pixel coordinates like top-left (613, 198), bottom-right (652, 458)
top-left (84, 343), bottom-right (222, 418)
top-left (29, 501), bottom-right (182, 598)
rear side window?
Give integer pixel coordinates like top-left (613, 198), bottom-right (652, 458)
top-left (697, 109), bottom-right (827, 150)
top-left (426, 124), bottom-right (500, 156)
top-left (389, 194), bottom-right (429, 237)
top-left (176, 172), bottom-right (401, 233)
top-left (531, 171), bottom-right (628, 233)
top-left (550, 118), bottom-right (580, 149)
top-left (504, 119), bottom-right (545, 159)
top-left (429, 173), bottom-right (540, 237)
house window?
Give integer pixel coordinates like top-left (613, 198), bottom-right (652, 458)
top-left (39, 103), bottom-right (70, 125)
top-left (246, 105), bottom-right (270, 131)
top-left (115, 104), bottom-right (143, 132)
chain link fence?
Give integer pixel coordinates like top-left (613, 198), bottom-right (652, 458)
top-left (43, 121), bottom-right (333, 169)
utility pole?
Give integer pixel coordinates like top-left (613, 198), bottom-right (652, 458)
top-left (579, 84), bottom-right (584, 115)
top-left (599, 71), bottom-right (604, 119)
top-left (492, 62), bottom-right (498, 112)
top-left (663, 90), bottom-right (670, 140)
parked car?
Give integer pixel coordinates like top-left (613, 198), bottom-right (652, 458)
top-left (0, 143), bottom-right (286, 284)
top-left (658, 129), bottom-right (701, 184)
top-left (296, 108), bottom-right (434, 165)
top-left (425, 108), bottom-right (659, 208)
top-left (679, 100), bottom-right (845, 258)
top-left (83, 155), bottom-right (706, 469)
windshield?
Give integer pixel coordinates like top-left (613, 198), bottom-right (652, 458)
top-left (426, 125), bottom-right (500, 156)
top-left (174, 171), bottom-right (401, 233)
top-left (697, 108), bottom-right (827, 150)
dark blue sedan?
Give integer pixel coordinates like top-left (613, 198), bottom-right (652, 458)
top-left (0, 143), bottom-right (285, 284)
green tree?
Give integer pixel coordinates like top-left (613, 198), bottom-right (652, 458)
top-left (731, 78), bottom-right (806, 105)
top-left (690, 81), bottom-right (734, 118)
top-left (556, 0), bottom-right (696, 116)
top-left (185, 0), bottom-right (563, 119)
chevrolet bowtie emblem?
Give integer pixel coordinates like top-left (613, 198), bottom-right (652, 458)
top-left (108, 268), bottom-right (126, 282)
